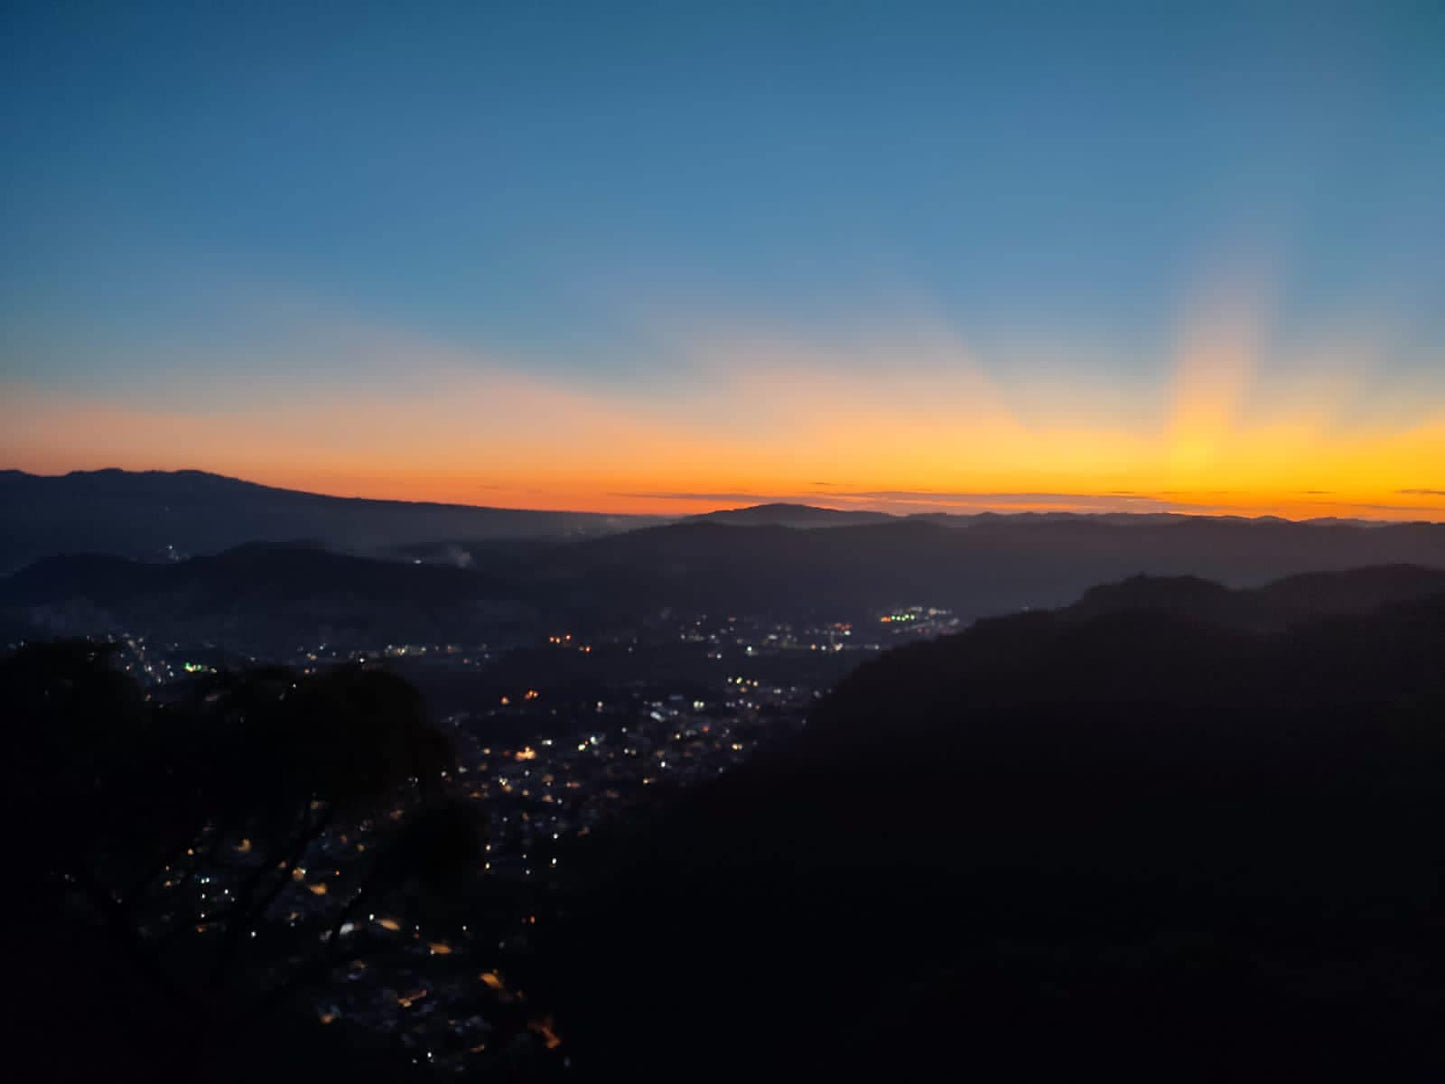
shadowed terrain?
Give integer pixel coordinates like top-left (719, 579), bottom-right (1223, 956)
top-left (5, 476), bottom-right (1444, 648)
top-left (539, 567), bottom-right (1445, 1079)
top-left (0, 469), bottom-right (658, 571)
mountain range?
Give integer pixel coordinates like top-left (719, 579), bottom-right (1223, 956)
top-left (4, 470), bottom-right (1445, 646)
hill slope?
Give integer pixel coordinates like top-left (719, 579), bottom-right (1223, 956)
top-left (7, 509), bottom-right (1445, 649)
top-left (548, 514), bottom-right (1445, 618)
top-left (0, 543), bottom-right (532, 648)
top-left (545, 567), bottom-right (1445, 1079)
top-left (0, 469), bottom-right (657, 570)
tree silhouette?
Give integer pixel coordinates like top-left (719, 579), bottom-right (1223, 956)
top-left (1, 641), bottom-right (483, 1072)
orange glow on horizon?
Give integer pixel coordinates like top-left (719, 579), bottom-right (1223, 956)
top-left (4, 442), bottom-right (1441, 522)
top-left (3, 291), bottom-right (1442, 523)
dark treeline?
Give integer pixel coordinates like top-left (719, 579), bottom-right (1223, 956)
top-left (0, 646), bottom-right (485, 1082)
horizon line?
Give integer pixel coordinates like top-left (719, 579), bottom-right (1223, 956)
top-left (6, 466), bottom-right (1445, 525)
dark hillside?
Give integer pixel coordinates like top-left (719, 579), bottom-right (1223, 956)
top-left (541, 568), bottom-right (1445, 1079)
top-left (0, 544), bottom-right (533, 648)
top-left (0, 469), bottom-right (656, 570)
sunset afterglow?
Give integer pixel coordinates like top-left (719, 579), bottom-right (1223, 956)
top-left (5, 292), bottom-right (1441, 519)
top-left (3, 3), bottom-right (1441, 520)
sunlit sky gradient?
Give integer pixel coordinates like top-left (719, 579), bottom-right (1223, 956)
top-left (3, 2), bottom-right (1442, 519)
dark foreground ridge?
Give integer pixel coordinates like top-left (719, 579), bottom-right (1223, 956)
top-left (6, 565), bottom-right (1445, 1081)
top-left (541, 566), bottom-right (1445, 1079)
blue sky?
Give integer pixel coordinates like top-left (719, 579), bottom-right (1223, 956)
top-left (2, 1), bottom-right (1442, 515)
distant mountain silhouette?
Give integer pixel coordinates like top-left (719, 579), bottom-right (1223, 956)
top-left (6, 506), bottom-right (1445, 646)
top-left (544, 567), bottom-right (1445, 1079)
top-left (10, 469), bottom-right (1440, 586)
top-left (547, 513), bottom-right (1445, 619)
top-left (0, 469), bottom-right (660, 571)
top-left (686, 502), bottom-right (895, 528)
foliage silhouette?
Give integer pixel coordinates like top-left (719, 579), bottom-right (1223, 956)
top-left (0, 643), bottom-right (482, 1080)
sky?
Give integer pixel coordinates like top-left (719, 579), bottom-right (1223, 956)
top-left (2, 0), bottom-right (1442, 519)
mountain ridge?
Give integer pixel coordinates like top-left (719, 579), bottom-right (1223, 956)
top-left (0, 468), bottom-right (663, 571)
